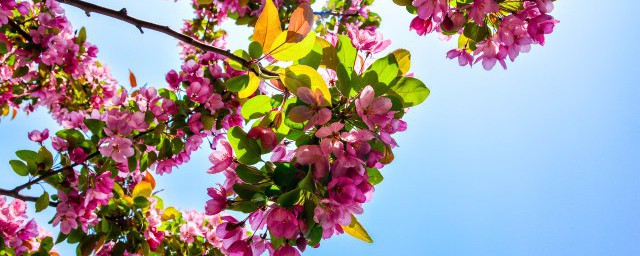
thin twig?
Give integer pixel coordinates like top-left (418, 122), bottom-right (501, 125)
top-left (58, 0), bottom-right (279, 77)
top-left (0, 188), bottom-right (59, 207)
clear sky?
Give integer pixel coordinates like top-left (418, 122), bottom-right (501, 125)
top-left (2, 1), bottom-right (639, 255)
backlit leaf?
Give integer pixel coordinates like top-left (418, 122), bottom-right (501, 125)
top-left (253, 0), bottom-right (282, 52)
top-left (342, 214), bottom-right (373, 243)
top-left (279, 65), bottom-right (331, 105)
top-left (269, 31), bottom-right (317, 62)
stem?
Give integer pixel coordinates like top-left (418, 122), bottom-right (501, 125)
top-left (58, 0), bottom-right (279, 77)
top-left (0, 188), bottom-right (59, 207)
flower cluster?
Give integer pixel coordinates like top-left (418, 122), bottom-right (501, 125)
top-left (401, 0), bottom-right (559, 70)
top-left (0, 0), bottom-right (559, 255)
top-left (0, 196), bottom-right (54, 255)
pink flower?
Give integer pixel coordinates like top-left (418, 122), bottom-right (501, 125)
top-left (410, 17), bottom-right (434, 36)
top-left (313, 199), bottom-right (351, 229)
top-left (294, 145), bottom-right (330, 180)
top-left (99, 136), bottom-right (135, 163)
top-left (69, 147), bottom-right (88, 163)
top-left (535, 0), bottom-right (554, 13)
top-left (446, 49), bottom-right (474, 67)
top-left (186, 81), bottom-right (211, 103)
top-left (165, 69), bottom-right (181, 89)
top-left (273, 245), bottom-right (301, 256)
top-left (412, 0), bottom-right (448, 22)
top-left (205, 186), bottom-right (227, 215)
top-left (267, 207), bottom-right (299, 239)
top-left (208, 139), bottom-right (234, 174)
top-left (469, 0), bottom-right (499, 26)
top-left (346, 24), bottom-right (390, 54)
top-left (53, 204), bottom-right (78, 234)
top-left (28, 128), bottom-right (49, 144)
top-left (271, 144), bottom-right (293, 163)
top-left (316, 122), bottom-right (345, 156)
top-left (288, 87), bottom-right (331, 130)
top-left (227, 240), bottom-right (253, 256)
top-left (328, 177), bottom-right (363, 205)
top-left (355, 85), bottom-right (394, 130)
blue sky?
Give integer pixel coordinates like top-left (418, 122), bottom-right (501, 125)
top-left (2, 1), bottom-right (639, 255)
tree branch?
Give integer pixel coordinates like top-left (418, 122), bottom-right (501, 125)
top-left (58, 0), bottom-right (279, 77)
top-left (0, 188), bottom-right (59, 207)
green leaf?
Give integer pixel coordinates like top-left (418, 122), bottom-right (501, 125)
top-left (0, 42), bottom-right (8, 55)
top-left (248, 41), bottom-right (263, 59)
top-left (38, 236), bottom-right (54, 253)
top-left (463, 22), bottom-right (490, 42)
top-left (36, 146), bottom-right (53, 170)
top-left (228, 50), bottom-right (250, 71)
top-left (35, 191), bottom-right (49, 212)
top-left (388, 77), bottom-right (430, 107)
top-left (9, 160), bottom-right (28, 176)
top-left (134, 196), bottom-right (150, 209)
top-left (342, 214), bottom-right (373, 243)
top-left (76, 27), bottom-right (87, 44)
top-left (233, 183), bottom-right (262, 200)
top-left (273, 163), bottom-right (297, 189)
top-left (241, 95), bottom-right (272, 120)
top-left (277, 188), bottom-right (301, 208)
top-left (12, 66), bottom-right (29, 78)
top-left (335, 35), bottom-right (357, 95)
top-left (16, 150), bottom-right (37, 162)
top-left (361, 53), bottom-right (400, 95)
top-left (227, 126), bottom-right (262, 165)
top-left (298, 170), bottom-right (314, 192)
top-left (235, 164), bottom-right (267, 184)
top-left (392, 49), bottom-right (411, 75)
top-left (226, 74), bottom-right (250, 92)
top-left (83, 119), bottom-right (105, 136)
top-left (366, 168), bottom-right (384, 185)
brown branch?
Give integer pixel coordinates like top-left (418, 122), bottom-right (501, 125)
top-left (0, 188), bottom-right (59, 207)
top-left (58, 0), bottom-right (279, 77)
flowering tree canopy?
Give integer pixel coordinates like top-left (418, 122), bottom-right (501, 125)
top-left (0, 0), bottom-right (558, 255)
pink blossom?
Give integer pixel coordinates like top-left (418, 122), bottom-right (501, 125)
top-left (205, 186), bottom-right (227, 215)
top-left (267, 206), bottom-right (299, 239)
top-left (410, 17), bottom-right (435, 36)
top-left (313, 199), bottom-right (351, 229)
top-left (165, 69), bottom-right (181, 89)
top-left (469, 0), bottom-right (499, 26)
top-left (446, 49), bottom-right (474, 67)
top-left (316, 122), bottom-right (345, 156)
top-left (186, 81), bottom-right (211, 103)
top-left (294, 145), bottom-right (330, 180)
top-left (273, 245), bottom-right (301, 256)
top-left (99, 136), bottom-right (135, 163)
top-left (271, 144), bottom-right (293, 162)
top-left (328, 177), bottom-right (364, 205)
top-left (288, 87), bottom-right (331, 130)
top-left (355, 85), bottom-right (394, 130)
top-left (346, 24), bottom-right (390, 54)
top-left (69, 147), bottom-right (88, 163)
top-left (209, 139), bottom-right (234, 174)
top-left (28, 128), bottom-right (49, 144)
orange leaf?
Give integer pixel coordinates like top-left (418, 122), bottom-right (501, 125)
top-left (253, 0), bottom-right (282, 52)
top-left (287, 4), bottom-right (314, 43)
top-left (129, 69), bottom-right (138, 88)
top-left (143, 171), bottom-right (156, 189)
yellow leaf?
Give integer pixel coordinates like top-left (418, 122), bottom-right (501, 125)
top-left (392, 49), bottom-right (411, 75)
top-left (122, 196), bottom-right (134, 206)
top-left (238, 72), bottom-right (261, 98)
top-left (129, 69), bottom-right (137, 88)
top-left (269, 31), bottom-right (317, 62)
top-left (253, 0), bottom-right (282, 53)
top-left (162, 207), bottom-right (181, 221)
top-left (342, 214), bottom-right (373, 243)
top-left (279, 65), bottom-right (331, 105)
top-left (287, 4), bottom-right (314, 43)
top-left (317, 38), bottom-right (338, 69)
top-left (132, 181), bottom-right (153, 199)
